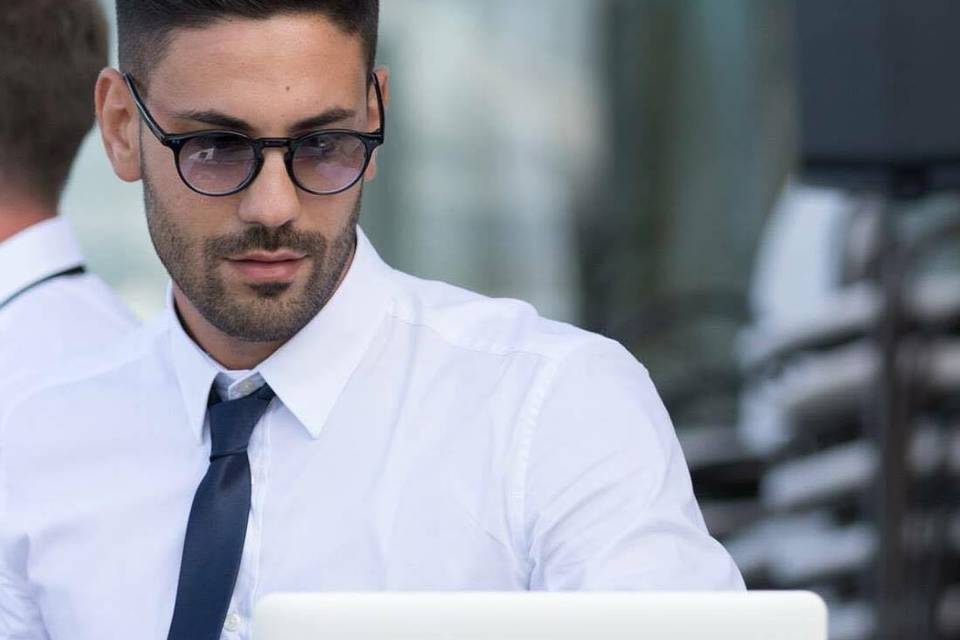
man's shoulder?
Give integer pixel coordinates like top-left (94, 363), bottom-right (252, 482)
top-left (0, 316), bottom-right (163, 433)
top-left (0, 272), bottom-right (138, 368)
top-left (385, 269), bottom-right (628, 368)
top-left (12, 270), bottom-right (137, 331)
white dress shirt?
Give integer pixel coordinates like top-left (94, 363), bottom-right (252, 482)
top-left (0, 217), bottom-right (136, 378)
top-left (0, 228), bottom-right (744, 640)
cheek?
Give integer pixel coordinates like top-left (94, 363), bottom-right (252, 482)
top-left (147, 181), bottom-right (235, 257)
top-left (300, 190), bottom-right (360, 234)
top-left (143, 141), bottom-right (183, 189)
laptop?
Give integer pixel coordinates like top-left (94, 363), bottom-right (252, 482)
top-left (253, 591), bottom-right (827, 640)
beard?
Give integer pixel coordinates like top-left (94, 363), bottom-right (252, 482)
top-left (143, 173), bottom-right (361, 343)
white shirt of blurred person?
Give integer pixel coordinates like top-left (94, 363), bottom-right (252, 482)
top-left (0, 0), bottom-right (136, 379)
top-left (0, 2), bottom-right (744, 639)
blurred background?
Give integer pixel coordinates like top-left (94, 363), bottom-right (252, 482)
top-left (65, 1), bottom-right (960, 639)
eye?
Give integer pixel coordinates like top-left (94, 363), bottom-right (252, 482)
top-left (291, 133), bottom-right (368, 193)
top-left (298, 134), bottom-right (354, 159)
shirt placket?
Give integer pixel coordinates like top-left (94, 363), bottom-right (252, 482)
top-left (220, 401), bottom-right (270, 640)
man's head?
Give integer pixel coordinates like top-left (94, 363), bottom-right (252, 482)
top-left (97, 1), bottom-right (386, 355)
top-left (0, 0), bottom-right (108, 209)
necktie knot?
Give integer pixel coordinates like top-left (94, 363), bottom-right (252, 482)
top-left (207, 384), bottom-right (276, 460)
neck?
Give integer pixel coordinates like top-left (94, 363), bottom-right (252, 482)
top-left (173, 286), bottom-right (285, 370)
top-left (0, 197), bottom-right (57, 243)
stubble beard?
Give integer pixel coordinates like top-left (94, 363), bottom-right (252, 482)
top-left (143, 174), bottom-right (361, 343)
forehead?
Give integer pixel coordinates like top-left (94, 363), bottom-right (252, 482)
top-left (148, 14), bottom-right (367, 119)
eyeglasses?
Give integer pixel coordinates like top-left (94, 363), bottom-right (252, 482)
top-left (123, 72), bottom-right (385, 197)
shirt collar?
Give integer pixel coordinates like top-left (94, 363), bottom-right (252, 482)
top-left (167, 226), bottom-right (395, 442)
top-left (0, 217), bottom-right (86, 303)
top-left (167, 298), bottom-right (221, 443)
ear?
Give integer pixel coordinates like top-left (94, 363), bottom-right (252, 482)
top-left (95, 68), bottom-right (143, 183)
top-left (363, 65), bottom-right (391, 182)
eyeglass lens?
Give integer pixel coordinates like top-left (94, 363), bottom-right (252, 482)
top-left (177, 132), bottom-right (371, 196)
top-left (293, 133), bottom-right (368, 194)
top-left (179, 135), bottom-right (256, 196)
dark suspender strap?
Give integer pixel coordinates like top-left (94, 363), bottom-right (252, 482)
top-left (0, 265), bottom-right (87, 311)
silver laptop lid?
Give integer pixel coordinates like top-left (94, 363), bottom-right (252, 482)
top-left (253, 591), bottom-right (827, 640)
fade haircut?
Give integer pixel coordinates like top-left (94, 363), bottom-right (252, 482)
top-left (116, 0), bottom-right (379, 91)
top-left (0, 0), bottom-right (108, 205)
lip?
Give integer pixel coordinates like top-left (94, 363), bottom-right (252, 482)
top-left (228, 250), bottom-right (307, 263)
top-left (225, 251), bottom-right (309, 283)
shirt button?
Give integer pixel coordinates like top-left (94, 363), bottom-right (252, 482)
top-left (224, 612), bottom-right (241, 632)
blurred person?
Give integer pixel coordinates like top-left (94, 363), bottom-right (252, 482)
top-left (0, 0), bottom-right (136, 376)
top-left (0, 1), bottom-right (743, 638)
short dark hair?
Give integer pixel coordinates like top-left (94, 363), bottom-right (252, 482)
top-left (0, 0), bottom-right (108, 204)
top-left (116, 0), bottom-right (379, 90)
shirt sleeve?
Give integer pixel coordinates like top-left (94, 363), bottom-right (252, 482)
top-left (522, 339), bottom-right (745, 591)
top-left (0, 438), bottom-right (50, 639)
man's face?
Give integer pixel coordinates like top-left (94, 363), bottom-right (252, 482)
top-left (138, 15), bottom-right (381, 342)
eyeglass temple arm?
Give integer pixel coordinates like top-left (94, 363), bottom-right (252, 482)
top-left (122, 72), bottom-right (171, 143)
top-left (369, 72), bottom-right (386, 140)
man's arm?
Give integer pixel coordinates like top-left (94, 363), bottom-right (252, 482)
top-left (521, 339), bottom-right (745, 590)
top-left (0, 424), bottom-right (50, 639)
top-left (0, 573), bottom-right (48, 640)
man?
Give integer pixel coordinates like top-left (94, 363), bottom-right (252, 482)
top-left (0, 0), bottom-right (136, 376)
top-left (0, 1), bottom-right (744, 638)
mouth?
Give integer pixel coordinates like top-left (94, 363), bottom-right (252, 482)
top-left (225, 250), bottom-right (309, 283)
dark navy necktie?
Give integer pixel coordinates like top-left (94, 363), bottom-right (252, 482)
top-left (167, 384), bottom-right (276, 640)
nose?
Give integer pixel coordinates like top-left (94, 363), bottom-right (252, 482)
top-left (236, 148), bottom-right (300, 228)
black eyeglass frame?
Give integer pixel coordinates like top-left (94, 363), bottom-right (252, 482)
top-left (123, 71), bottom-right (386, 197)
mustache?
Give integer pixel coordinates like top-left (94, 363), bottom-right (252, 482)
top-left (204, 225), bottom-right (327, 258)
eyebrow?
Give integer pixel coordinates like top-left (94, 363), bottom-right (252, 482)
top-left (169, 107), bottom-right (358, 136)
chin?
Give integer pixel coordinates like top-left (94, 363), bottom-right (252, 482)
top-left (246, 281), bottom-right (294, 299)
